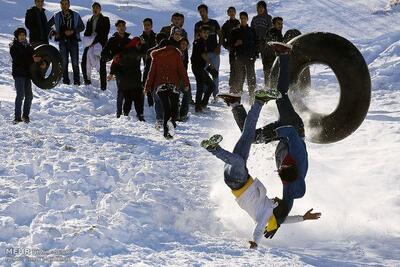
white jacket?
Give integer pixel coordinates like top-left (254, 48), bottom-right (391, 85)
top-left (235, 178), bottom-right (277, 244)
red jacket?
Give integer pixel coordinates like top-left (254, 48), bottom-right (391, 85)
top-left (145, 46), bottom-right (190, 93)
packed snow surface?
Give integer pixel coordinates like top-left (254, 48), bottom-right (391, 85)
top-left (0, 0), bottom-right (399, 266)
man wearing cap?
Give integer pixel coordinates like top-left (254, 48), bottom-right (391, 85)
top-left (250, 0), bottom-right (273, 86)
top-left (81, 2), bottom-right (110, 87)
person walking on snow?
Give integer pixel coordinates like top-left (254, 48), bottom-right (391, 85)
top-left (144, 43), bottom-right (190, 139)
top-left (218, 42), bottom-right (308, 220)
top-left (201, 87), bottom-right (320, 248)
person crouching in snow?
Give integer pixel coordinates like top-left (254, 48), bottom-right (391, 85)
top-left (108, 36), bottom-right (146, 121)
top-left (144, 42), bottom-right (190, 139)
top-left (10, 27), bottom-right (43, 124)
top-left (201, 88), bottom-right (321, 248)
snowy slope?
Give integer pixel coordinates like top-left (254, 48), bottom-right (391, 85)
top-left (0, 0), bottom-right (400, 266)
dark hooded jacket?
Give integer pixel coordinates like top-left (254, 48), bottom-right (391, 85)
top-left (10, 39), bottom-right (34, 78)
top-left (25, 6), bottom-right (50, 44)
top-left (231, 25), bottom-right (257, 58)
top-left (101, 32), bottom-right (131, 61)
top-left (221, 18), bottom-right (240, 51)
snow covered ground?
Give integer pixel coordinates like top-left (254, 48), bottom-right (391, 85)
top-left (0, 0), bottom-right (399, 266)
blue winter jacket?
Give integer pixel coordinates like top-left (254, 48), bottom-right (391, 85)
top-left (275, 126), bottom-right (308, 213)
top-left (48, 10), bottom-right (84, 42)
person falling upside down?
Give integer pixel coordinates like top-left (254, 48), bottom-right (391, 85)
top-left (218, 42), bottom-right (311, 229)
top-left (202, 88), bottom-right (321, 248)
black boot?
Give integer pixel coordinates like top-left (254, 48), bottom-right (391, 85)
top-left (22, 115), bottom-right (30, 124)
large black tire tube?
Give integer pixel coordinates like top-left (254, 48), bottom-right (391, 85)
top-left (270, 32), bottom-right (371, 144)
top-left (30, 44), bottom-right (63, 89)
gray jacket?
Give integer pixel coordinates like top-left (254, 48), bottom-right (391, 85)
top-left (250, 13), bottom-right (272, 41)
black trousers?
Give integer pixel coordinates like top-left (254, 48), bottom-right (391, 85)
top-left (157, 89), bottom-right (179, 134)
top-left (192, 67), bottom-right (214, 109)
top-left (231, 56), bottom-right (256, 102)
top-left (228, 51), bottom-right (236, 88)
top-left (116, 79), bottom-right (144, 116)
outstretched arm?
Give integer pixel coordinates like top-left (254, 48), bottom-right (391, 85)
top-left (284, 208), bottom-right (321, 224)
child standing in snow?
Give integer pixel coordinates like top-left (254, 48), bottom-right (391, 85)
top-left (10, 27), bottom-right (42, 124)
top-left (109, 36), bottom-right (146, 121)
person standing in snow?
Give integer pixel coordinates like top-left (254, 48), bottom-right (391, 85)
top-left (10, 28), bottom-right (43, 124)
top-left (144, 43), bottom-right (190, 139)
top-left (176, 37), bottom-right (191, 122)
top-left (218, 42), bottom-right (309, 223)
top-left (201, 86), bottom-right (320, 249)
top-left (250, 0), bottom-right (273, 86)
top-left (191, 26), bottom-right (215, 113)
top-left (81, 2), bottom-right (110, 87)
top-left (108, 36), bottom-right (146, 121)
top-left (140, 18), bottom-right (157, 107)
top-left (48, 0), bottom-right (85, 85)
top-left (195, 4), bottom-right (222, 102)
top-left (25, 0), bottom-right (50, 47)
top-left (230, 11), bottom-right (258, 103)
top-left (221, 6), bottom-right (240, 91)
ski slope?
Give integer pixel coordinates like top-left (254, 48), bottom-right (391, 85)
top-left (0, 0), bottom-right (399, 266)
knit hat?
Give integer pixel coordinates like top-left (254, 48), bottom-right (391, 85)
top-left (170, 26), bottom-right (182, 36)
top-left (115, 20), bottom-right (126, 27)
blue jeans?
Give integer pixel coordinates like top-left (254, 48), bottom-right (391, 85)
top-left (14, 76), bottom-right (33, 119)
top-left (179, 86), bottom-right (191, 118)
top-left (208, 52), bottom-right (220, 97)
top-left (232, 54), bottom-right (305, 141)
top-left (211, 100), bottom-right (264, 190)
top-left (59, 40), bottom-right (80, 84)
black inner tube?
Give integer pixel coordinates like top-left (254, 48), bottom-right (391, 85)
top-left (30, 44), bottom-right (63, 90)
top-left (270, 32), bottom-right (371, 144)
